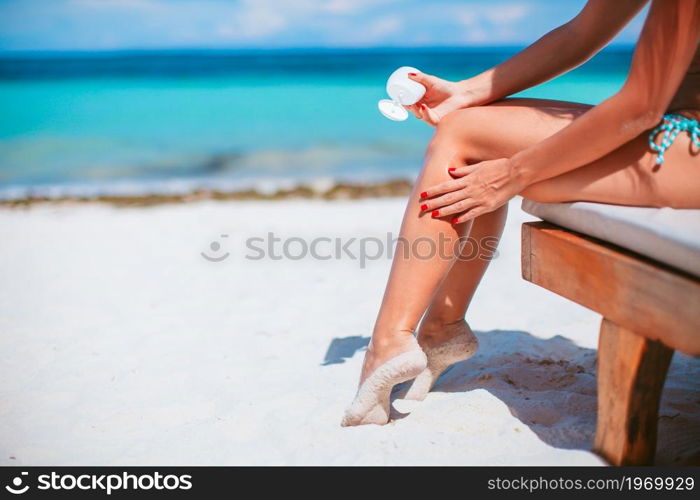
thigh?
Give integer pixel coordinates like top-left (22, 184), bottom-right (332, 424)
top-left (521, 123), bottom-right (700, 208)
top-left (434, 98), bottom-right (591, 162)
top-left (419, 98), bottom-right (585, 190)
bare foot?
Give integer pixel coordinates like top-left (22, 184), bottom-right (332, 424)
top-left (417, 318), bottom-right (472, 349)
top-left (404, 318), bottom-right (478, 401)
top-left (358, 331), bottom-right (418, 387)
top-left (342, 332), bottom-right (426, 426)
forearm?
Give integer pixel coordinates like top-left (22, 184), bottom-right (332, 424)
top-left (511, 93), bottom-right (657, 186)
top-left (463, 23), bottom-right (591, 105)
top-left (510, 0), bottom-right (700, 187)
top-left (459, 0), bottom-right (648, 106)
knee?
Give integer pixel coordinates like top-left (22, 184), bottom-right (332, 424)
top-left (426, 106), bottom-right (500, 163)
top-left (433, 107), bottom-right (482, 142)
top-left (425, 113), bottom-right (462, 154)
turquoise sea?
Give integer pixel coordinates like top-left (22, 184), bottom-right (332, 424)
top-left (0, 48), bottom-right (633, 198)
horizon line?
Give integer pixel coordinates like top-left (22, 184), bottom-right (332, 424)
top-left (0, 44), bottom-right (636, 57)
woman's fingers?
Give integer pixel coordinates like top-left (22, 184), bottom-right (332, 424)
top-left (422, 104), bottom-right (440, 126)
top-left (450, 205), bottom-right (489, 224)
top-left (447, 164), bottom-right (474, 178)
top-left (405, 104), bottom-right (420, 119)
top-left (408, 103), bottom-right (435, 125)
top-left (426, 197), bottom-right (480, 218)
top-left (419, 157), bottom-right (513, 224)
top-left (404, 100), bottom-right (440, 126)
top-left (419, 177), bottom-right (466, 200)
top-left (407, 72), bottom-right (437, 89)
top-left (419, 188), bottom-right (470, 212)
top-left (420, 189), bottom-right (477, 217)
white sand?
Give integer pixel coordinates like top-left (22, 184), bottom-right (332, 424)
top-left (0, 197), bottom-right (697, 465)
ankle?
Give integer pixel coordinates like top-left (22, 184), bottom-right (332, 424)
top-left (368, 328), bottom-right (416, 353)
top-left (418, 318), bottom-right (467, 343)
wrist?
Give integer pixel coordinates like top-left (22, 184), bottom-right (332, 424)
top-left (456, 77), bottom-right (491, 107)
top-left (509, 152), bottom-right (535, 189)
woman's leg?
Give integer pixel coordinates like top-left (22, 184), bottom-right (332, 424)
top-left (414, 99), bottom-right (592, 346)
top-left (360, 99), bottom-right (591, 384)
top-left (417, 204), bottom-right (507, 348)
top-left (359, 121), bottom-right (473, 383)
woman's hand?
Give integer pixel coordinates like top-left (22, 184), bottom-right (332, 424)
top-left (420, 158), bottom-right (525, 223)
top-left (406, 72), bottom-right (482, 126)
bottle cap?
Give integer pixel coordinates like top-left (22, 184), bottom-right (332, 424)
top-left (378, 99), bottom-right (408, 121)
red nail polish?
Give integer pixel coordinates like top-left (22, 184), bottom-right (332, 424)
top-left (432, 210), bottom-right (439, 217)
top-left (448, 168), bottom-right (456, 173)
top-left (408, 73), bottom-right (417, 76)
top-left (420, 191), bottom-right (428, 199)
top-left (452, 217), bottom-right (460, 223)
top-left (420, 204), bottom-right (428, 211)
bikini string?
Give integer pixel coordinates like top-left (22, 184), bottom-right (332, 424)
top-left (648, 113), bottom-right (700, 165)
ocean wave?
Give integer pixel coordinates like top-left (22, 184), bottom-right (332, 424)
top-left (0, 139), bottom-right (422, 199)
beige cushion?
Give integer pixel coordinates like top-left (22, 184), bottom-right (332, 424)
top-left (521, 199), bottom-right (700, 278)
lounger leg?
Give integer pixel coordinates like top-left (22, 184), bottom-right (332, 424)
top-left (593, 318), bottom-right (673, 465)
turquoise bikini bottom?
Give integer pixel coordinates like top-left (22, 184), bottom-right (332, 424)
top-left (648, 113), bottom-right (700, 165)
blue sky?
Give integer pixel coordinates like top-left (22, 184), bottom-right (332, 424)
top-left (0, 0), bottom-right (646, 52)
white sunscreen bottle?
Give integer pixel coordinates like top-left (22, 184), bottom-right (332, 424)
top-left (378, 66), bottom-right (426, 121)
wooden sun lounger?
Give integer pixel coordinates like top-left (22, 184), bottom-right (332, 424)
top-left (521, 220), bottom-right (700, 465)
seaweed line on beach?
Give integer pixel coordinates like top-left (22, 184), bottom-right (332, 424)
top-left (0, 179), bottom-right (414, 209)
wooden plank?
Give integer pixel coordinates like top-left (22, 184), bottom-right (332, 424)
top-left (521, 222), bottom-right (700, 356)
top-left (594, 319), bottom-right (673, 465)
top-left (521, 216), bottom-right (532, 282)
